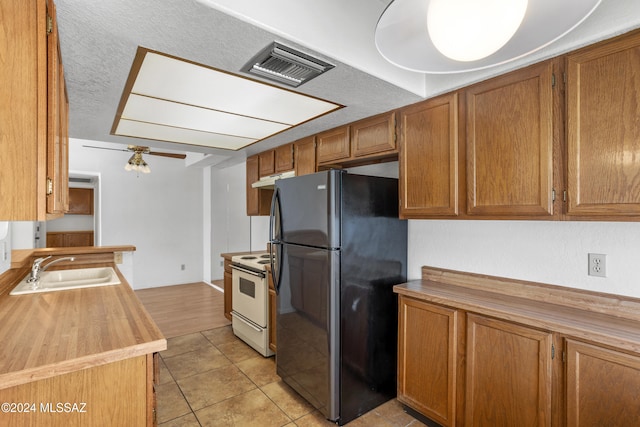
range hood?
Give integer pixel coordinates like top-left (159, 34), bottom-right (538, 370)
top-left (251, 170), bottom-right (296, 189)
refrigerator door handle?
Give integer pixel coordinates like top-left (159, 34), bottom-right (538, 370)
top-left (271, 242), bottom-right (283, 294)
top-left (269, 187), bottom-right (280, 243)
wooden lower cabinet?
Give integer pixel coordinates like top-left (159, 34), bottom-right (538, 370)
top-left (465, 314), bottom-right (553, 427)
top-left (47, 231), bottom-right (94, 247)
top-left (223, 259), bottom-right (232, 321)
top-left (396, 267), bottom-right (640, 427)
top-left (566, 339), bottom-right (640, 426)
top-left (0, 354), bottom-right (157, 426)
top-left (397, 296), bottom-right (460, 427)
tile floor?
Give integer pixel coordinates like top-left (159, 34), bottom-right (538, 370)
top-left (157, 325), bottom-right (426, 427)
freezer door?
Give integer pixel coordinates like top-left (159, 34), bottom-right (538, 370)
top-left (276, 243), bottom-right (340, 422)
top-left (274, 170), bottom-right (341, 249)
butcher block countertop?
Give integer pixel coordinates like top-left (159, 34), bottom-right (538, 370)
top-left (0, 246), bottom-right (166, 390)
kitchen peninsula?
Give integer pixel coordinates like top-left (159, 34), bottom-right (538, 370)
top-left (0, 246), bottom-right (166, 426)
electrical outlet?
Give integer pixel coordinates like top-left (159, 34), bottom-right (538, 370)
top-left (181, 264), bottom-right (186, 271)
top-left (114, 252), bottom-right (123, 264)
top-left (588, 253), bottom-right (606, 277)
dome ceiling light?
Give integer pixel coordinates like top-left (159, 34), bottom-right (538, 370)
top-left (375, 0), bottom-right (602, 74)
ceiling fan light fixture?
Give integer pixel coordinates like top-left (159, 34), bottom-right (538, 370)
top-left (427, 0), bottom-right (528, 62)
top-left (125, 151), bottom-right (151, 174)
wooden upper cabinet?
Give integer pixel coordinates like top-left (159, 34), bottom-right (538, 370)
top-left (294, 136), bottom-right (316, 176)
top-left (566, 30), bottom-right (640, 217)
top-left (351, 112), bottom-right (397, 158)
top-left (466, 60), bottom-right (556, 218)
top-left (399, 93), bottom-right (461, 219)
top-left (246, 154), bottom-right (273, 216)
top-left (316, 125), bottom-right (350, 165)
top-left (68, 187), bottom-right (94, 215)
top-left (466, 314), bottom-right (553, 426)
top-left (275, 143), bottom-right (294, 173)
top-left (0, 0), bottom-right (68, 220)
top-left (566, 339), bottom-right (640, 426)
top-left (258, 150), bottom-right (275, 177)
top-left (397, 296), bottom-right (459, 427)
top-left (46, 0), bottom-right (69, 217)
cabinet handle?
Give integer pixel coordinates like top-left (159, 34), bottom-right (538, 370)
top-left (46, 178), bottom-right (53, 195)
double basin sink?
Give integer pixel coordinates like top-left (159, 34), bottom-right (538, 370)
top-left (10, 267), bottom-right (121, 295)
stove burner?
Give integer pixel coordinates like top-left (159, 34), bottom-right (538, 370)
top-left (260, 254), bottom-right (271, 259)
top-left (258, 260), bottom-right (270, 264)
top-left (241, 256), bottom-right (257, 260)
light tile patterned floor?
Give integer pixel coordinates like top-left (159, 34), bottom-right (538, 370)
top-left (157, 325), bottom-right (426, 427)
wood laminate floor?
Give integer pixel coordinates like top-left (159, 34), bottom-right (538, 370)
top-left (135, 281), bottom-right (230, 338)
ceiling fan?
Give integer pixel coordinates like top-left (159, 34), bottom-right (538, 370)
top-left (83, 144), bottom-right (186, 174)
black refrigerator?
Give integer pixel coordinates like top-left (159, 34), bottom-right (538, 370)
top-left (269, 169), bottom-right (407, 425)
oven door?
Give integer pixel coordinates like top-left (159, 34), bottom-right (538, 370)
top-left (231, 265), bottom-right (268, 328)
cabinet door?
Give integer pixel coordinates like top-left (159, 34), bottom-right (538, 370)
top-left (566, 31), bottom-right (640, 216)
top-left (294, 136), bottom-right (316, 176)
top-left (46, 0), bottom-right (68, 217)
top-left (259, 150), bottom-right (275, 177)
top-left (246, 155), bottom-right (273, 216)
top-left (466, 61), bottom-right (555, 217)
top-left (68, 188), bottom-right (94, 215)
top-left (351, 112), bottom-right (396, 158)
top-left (65, 231), bottom-right (94, 247)
top-left (466, 314), bottom-right (553, 427)
top-left (399, 93), bottom-right (461, 218)
top-left (316, 126), bottom-right (350, 165)
top-left (398, 296), bottom-right (459, 427)
top-left (566, 339), bottom-right (640, 426)
top-left (223, 270), bottom-right (232, 321)
top-left (0, 0), bottom-right (48, 220)
top-left (275, 143), bottom-right (294, 173)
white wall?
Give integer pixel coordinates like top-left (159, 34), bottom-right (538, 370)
top-left (209, 161), bottom-right (273, 280)
top-left (408, 220), bottom-right (640, 299)
top-left (69, 139), bottom-right (205, 289)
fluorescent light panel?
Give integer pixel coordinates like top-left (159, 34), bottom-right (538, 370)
top-left (112, 48), bottom-right (343, 150)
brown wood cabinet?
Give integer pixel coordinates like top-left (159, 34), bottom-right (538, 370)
top-left (46, 0), bottom-right (69, 216)
top-left (466, 60), bottom-right (557, 218)
top-left (566, 30), bottom-right (640, 218)
top-left (47, 230), bottom-right (94, 247)
top-left (396, 266), bottom-right (640, 427)
top-left (275, 143), bottom-right (294, 173)
top-left (246, 154), bottom-right (273, 216)
top-left (399, 93), bottom-right (462, 219)
top-left (223, 258), bottom-right (232, 321)
top-left (398, 296), bottom-right (460, 427)
top-left (0, 0), bottom-right (69, 220)
top-left (68, 187), bottom-right (94, 215)
top-left (565, 339), bottom-right (640, 426)
top-left (351, 111), bottom-right (397, 158)
top-left (465, 313), bottom-right (553, 426)
top-left (316, 125), bottom-right (351, 165)
top-left (258, 150), bottom-right (275, 177)
top-left (0, 354), bottom-right (157, 427)
top-left (294, 136), bottom-right (316, 176)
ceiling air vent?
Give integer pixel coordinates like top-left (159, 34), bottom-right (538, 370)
top-left (242, 42), bottom-right (334, 87)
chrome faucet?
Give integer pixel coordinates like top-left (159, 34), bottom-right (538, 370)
top-left (27, 256), bottom-right (76, 284)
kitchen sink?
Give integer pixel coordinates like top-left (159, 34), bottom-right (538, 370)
top-left (10, 267), bottom-right (121, 295)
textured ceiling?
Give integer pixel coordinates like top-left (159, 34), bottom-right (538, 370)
top-left (55, 0), bottom-right (640, 168)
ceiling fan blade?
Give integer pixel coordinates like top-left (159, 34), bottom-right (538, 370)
top-left (147, 151), bottom-right (187, 159)
top-left (83, 145), bottom-right (129, 152)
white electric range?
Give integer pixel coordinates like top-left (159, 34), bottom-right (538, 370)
top-left (230, 252), bottom-right (274, 357)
